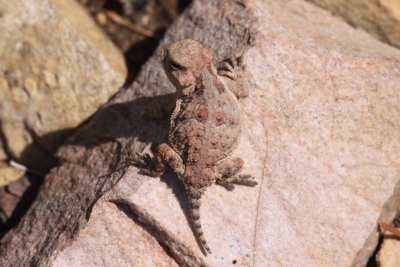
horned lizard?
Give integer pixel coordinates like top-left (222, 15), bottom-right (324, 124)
top-left (141, 39), bottom-right (258, 255)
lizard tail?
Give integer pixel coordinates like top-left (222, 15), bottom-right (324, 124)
top-left (189, 194), bottom-right (212, 255)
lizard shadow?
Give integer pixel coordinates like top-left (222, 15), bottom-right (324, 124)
top-left (159, 170), bottom-right (210, 256)
top-left (55, 91), bottom-right (208, 254)
top-left (63, 93), bottom-right (175, 148)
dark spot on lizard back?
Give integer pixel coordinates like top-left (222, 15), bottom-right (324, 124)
top-left (196, 107), bottom-right (209, 122)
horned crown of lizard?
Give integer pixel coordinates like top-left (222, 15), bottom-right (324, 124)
top-left (161, 39), bottom-right (212, 90)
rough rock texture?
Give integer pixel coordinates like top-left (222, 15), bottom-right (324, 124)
top-left (376, 227), bottom-right (400, 267)
top-left (306, 0), bottom-right (400, 48)
top-left (0, 162), bottom-right (24, 187)
top-left (1, 0), bottom-right (400, 266)
top-left (0, 175), bottom-right (32, 236)
top-left (0, 1), bottom-right (252, 266)
top-left (0, 0), bottom-right (126, 171)
top-left (53, 201), bottom-right (179, 267)
top-left (0, 141), bottom-right (6, 161)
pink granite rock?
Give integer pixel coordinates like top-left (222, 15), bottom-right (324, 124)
top-left (53, 0), bottom-right (400, 266)
top-left (306, 0), bottom-right (400, 49)
top-left (53, 202), bottom-right (178, 267)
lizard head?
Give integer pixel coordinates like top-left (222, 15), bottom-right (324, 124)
top-left (161, 39), bottom-right (212, 91)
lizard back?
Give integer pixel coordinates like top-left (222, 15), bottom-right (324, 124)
top-left (169, 67), bottom-right (241, 186)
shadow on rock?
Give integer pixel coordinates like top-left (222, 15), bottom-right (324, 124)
top-left (48, 93), bottom-right (177, 179)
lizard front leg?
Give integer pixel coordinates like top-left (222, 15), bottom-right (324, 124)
top-left (141, 143), bottom-right (184, 178)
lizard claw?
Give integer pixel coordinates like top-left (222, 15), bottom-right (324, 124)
top-left (236, 174), bottom-right (258, 187)
top-left (131, 153), bottom-right (157, 177)
top-left (217, 174), bottom-right (258, 190)
top-left (216, 181), bottom-right (236, 191)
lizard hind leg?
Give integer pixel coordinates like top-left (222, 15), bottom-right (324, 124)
top-left (187, 188), bottom-right (212, 255)
top-left (216, 157), bottom-right (258, 191)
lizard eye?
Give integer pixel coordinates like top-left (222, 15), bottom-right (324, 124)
top-left (169, 60), bottom-right (182, 71)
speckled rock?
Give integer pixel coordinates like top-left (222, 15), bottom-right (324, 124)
top-left (0, 0), bottom-right (126, 171)
top-left (306, 0), bottom-right (400, 48)
top-left (52, 0), bottom-right (400, 266)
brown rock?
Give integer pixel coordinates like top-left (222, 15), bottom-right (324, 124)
top-left (0, 174), bottom-right (31, 232)
top-left (0, 162), bottom-right (24, 187)
top-left (0, 187), bottom-right (19, 226)
top-left (306, 0), bottom-right (400, 48)
top-left (376, 227), bottom-right (400, 267)
top-left (0, 0), bottom-right (126, 171)
top-left (1, 0), bottom-right (400, 266)
top-left (0, 140), bottom-right (6, 161)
